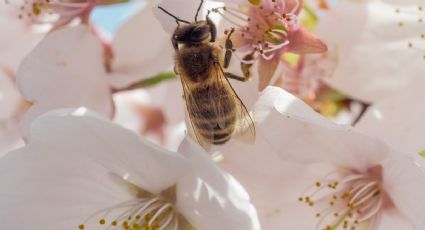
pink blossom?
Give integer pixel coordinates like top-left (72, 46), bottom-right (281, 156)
top-left (214, 0), bottom-right (328, 90)
top-left (3, 0), bottom-right (126, 31)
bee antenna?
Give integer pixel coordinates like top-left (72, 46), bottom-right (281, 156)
top-left (194, 0), bottom-right (204, 22)
top-left (157, 6), bottom-right (191, 24)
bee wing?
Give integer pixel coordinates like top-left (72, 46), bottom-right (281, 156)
top-left (180, 79), bottom-right (213, 150)
top-left (213, 64), bottom-right (256, 144)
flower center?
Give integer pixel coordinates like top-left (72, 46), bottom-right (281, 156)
top-left (78, 178), bottom-right (192, 230)
top-left (299, 166), bottom-right (387, 230)
top-left (4, 0), bottom-right (95, 29)
top-left (211, 0), bottom-right (299, 61)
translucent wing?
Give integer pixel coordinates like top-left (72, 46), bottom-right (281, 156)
top-left (180, 78), bottom-right (214, 150)
top-left (212, 63), bottom-right (256, 143)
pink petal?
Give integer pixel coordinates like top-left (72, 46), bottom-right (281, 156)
top-left (287, 27), bottom-right (328, 54)
top-left (16, 26), bottom-right (113, 137)
top-left (258, 56), bottom-right (280, 91)
top-left (284, 0), bottom-right (304, 14)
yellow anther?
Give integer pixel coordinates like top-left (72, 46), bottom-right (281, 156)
top-left (111, 220), bottom-right (117, 226)
top-left (78, 224), bottom-right (85, 229)
top-left (99, 219), bottom-right (106, 225)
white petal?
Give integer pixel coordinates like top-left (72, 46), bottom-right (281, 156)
top-left (0, 70), bottom-right (23, 156)
top-left (153, 0), bottom-right (203, 33)
top-left (176, 138), bottom-right (260, 230)
top-left (377, 209), bottom-right (416, 230)
top-left (381, 153), bottom-right (425, 229)
top-left (217, 133), bottom-right (321, 229)
top-left (0, 70), bottom-right (20, 120)
top-left (357, 83), bottom-right (425, 156)
top-left (30, 108), bottom-right (191, 193)
top-left (0, 3), bottom-right (43, 69)
top-left (0, 145), bottom-right (134, 229)
top-left (251, 87), bottom-right (388, 169)
top-left (318, 1), bottom-right (425, 102)
top-left (17, 26), bottom-right (113, 137)
top-left (110, 2), bottom-right (174, 88)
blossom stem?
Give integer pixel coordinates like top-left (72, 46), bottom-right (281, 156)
top-left (112, 72), bottom-right (177, 93)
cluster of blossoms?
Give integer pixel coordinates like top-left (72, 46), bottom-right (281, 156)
top-left (1, 0), bottom-right (425, 229)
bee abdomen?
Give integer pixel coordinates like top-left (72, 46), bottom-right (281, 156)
top-left (188, 86), bottom-right (237, 145)
top-left (195, 118), bottom-right (236, 145)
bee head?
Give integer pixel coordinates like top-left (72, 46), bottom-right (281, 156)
top-left (173, 21), bottom-right (212, 44)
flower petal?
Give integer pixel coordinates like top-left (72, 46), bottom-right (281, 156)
top-left (0, 108), bottom-right (193, 228)
top-left (217, 133), bottom-right (320, 229)
top-left (381, 154), bottom-right (425, 229)
top-left (17, 26), bottom-right (113, 137)
top-left (357, 82), bottom-right (425, 156)
top-left (0, 70), bottom-right (20, 120)
top-left (32, 108), bottom-right (190, 193)
top-left (176, 138), bottom-right (260, 230)
top-left (285, 0), bottom-right (304, 14)
top-left (153, 0), bottom-right (202, 33)
top-left (251, 86), bottom-right (388, 169)
top-left (0, 3), bottom-right (43, 69)
top-left (318, 1), bottom-right (425, 102)
top-left (377, 209), bottom-right (416, 230)
top-left (109, 3), bottom-right (174, 88)
top-left (258, 56), bottom-right (280, 91)
top-left (287, 27), bottom-right (328, 54)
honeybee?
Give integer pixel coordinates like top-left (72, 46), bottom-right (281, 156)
top-left (158, 1), bottom-right (255, 148)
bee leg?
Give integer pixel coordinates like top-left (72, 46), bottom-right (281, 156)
top-left (225, 72), bottom-right (250, 82)
top-left (206, 10), bottom-right (217, 43)
top-left (224, 28), bottom-right (235, 69)
top-left (174, 65), bottom-right (179, 75)
top-left (241, 52), bottom-right (255, 80)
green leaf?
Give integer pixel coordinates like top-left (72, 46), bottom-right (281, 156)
top-left (419, 150), bottom-right (425, 158)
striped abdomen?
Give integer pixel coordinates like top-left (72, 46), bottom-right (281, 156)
top-left (187, 84), bottom-right (237, 145)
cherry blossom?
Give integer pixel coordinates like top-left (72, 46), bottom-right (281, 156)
top-left (217, 86), bottom-right (425, 229)
top-left (0, 108), bottom-right (260, 229)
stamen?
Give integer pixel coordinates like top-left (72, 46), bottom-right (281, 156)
top-left (77, 180), bottom-right (187, 230)
top-left (211, 8), bottom-right (245, 28)
top-left (299, 169), bottom-right (386, 230)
